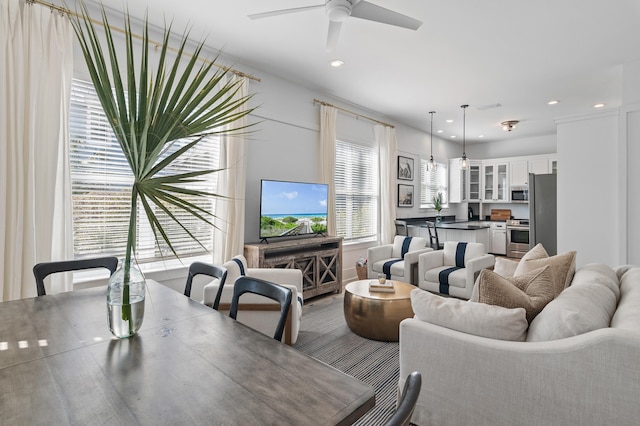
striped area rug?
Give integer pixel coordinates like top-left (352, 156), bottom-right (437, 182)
top-left (294, 293), bottom-right (399, 425)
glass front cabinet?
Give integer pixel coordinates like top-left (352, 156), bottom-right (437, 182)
top-left (482, 161), bottom-right (508, 202)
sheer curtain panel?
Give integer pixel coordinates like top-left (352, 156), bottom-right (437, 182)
top-left (320, 105), bottom-right (337, 236)
top-left (375, 124), bottom-right (397, 245)
top-left (213, 76), bottom-right (250, 265)
top-left (0, 0), bottom-right (74, 301)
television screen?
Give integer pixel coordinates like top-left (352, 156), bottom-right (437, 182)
top-left (260, 179), bottom-right (329, 239)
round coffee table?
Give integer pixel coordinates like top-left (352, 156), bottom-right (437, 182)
top-left (343, 280), bottom-right (415, 342)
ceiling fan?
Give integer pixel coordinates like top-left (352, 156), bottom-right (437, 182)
top-left (248, 0), bottom-right (422, 52)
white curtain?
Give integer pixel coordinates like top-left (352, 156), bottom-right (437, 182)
top-left (319, 105), bottom-right (337, 236)
top-left (375, 124), bottom-right (398, 245)
top-left (0, 0), bottom-right (74, 301)
top-left (213, 75), bottom-right (249, 265)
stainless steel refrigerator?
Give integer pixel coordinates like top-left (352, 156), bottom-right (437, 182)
top-left (529, 173), bottom-right (557, 255)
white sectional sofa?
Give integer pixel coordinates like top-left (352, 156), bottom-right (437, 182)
top-left (399, 263), bottom-right (640, 425)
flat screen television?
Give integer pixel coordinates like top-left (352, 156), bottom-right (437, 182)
top-left (260, 179), bottom-right (328, 240)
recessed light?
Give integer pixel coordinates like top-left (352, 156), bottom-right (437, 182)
top-left (548, 100), bottom-right (559, 105)
top-left (437, 129), bottom-right (443, 133)
top-left (446, 119), bottom-right (454, 123)
top-left (593, 103), bottom-right (605, 108)
top-left (329, 59), bottom-right (344, 67)
top-left (450, 135), bottom-right (457, 138)
top-left (479, 134), bottom-right (485, 138)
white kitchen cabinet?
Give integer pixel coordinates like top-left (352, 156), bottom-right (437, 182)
top-left (448, 158), bottom-right (467, 203)
top-left (549, 155), bottom-right (558, 174)
top-left (482, 161), bottom-right (508, 202)
top-left (468, 161), bottom-right (482, 202)
top-left (490, 222), bottom-right (507, 255)
top-left (528, 157), bottom-right (549, 175)
top-left (510, 160), bottom-right (528, 186)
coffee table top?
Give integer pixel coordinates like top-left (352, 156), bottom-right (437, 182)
top-left (345, 279), bottom-right (415, 300)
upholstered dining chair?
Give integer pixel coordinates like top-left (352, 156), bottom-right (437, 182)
top-left (202, 255), bottom-right (303, 345)
top-left (385, 371), bottom-right (422, 426)
top-left (367, 236), bottom-right (432, 285)
top-left (418, 241), bottom-right (495, 300)
top-left (184, 262), bottom-right (227, 310)
top-left (33, 256), bottom-right (119, 296)
top-left (229, 276), bottom-right (292, 342)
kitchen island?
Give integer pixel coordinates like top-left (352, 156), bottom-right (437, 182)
top-left (406, 220), bottom-right (490, 246)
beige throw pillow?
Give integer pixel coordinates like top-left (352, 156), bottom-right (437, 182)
top-left (475, 266), bottom-right (554, 323)
top-left (410, 288), bottom-right (528, 341)
top-left (493, 257), bottom-right (520, 278)
top-left (514, 244), bottom-right (577, 296)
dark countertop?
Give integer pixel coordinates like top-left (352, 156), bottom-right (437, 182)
top-left (406, 220), bottom-right (491, 230)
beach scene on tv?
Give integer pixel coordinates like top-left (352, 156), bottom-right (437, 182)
top-left (260, 180), bottom-right (328, 238)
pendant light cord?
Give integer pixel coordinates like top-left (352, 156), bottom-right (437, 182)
top-left (461, 104), bottom-right (468, 156)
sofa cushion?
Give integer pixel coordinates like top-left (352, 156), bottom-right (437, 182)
top-left (410, 288), bottom-right (528, 341)
top-left (473, 266), bottom-right (554, 323)
top-left (442, 241), bottom-right (485, 267)
top-left (514, 244), bottom-right (576, 296)
top-left (611, 267), bottom-right (640, 331)
top-left (527, 264), bottom-right (619, 342)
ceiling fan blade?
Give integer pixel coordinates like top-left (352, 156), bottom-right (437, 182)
top-left (248, 4), bottom-right (324, 20)
top-left (326, 20), bottom-right (343, 52)
top-left (351, 1), bottom-right (422, 30)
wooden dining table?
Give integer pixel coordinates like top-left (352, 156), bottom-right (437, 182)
top-left (0, 280), bottom-right (375, 425)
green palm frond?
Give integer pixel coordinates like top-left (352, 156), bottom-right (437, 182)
top-left (69, 1), bottom-right (256, 274)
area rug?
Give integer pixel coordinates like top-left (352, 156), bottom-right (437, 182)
top-left (294, 293), bottom-right (399, 425)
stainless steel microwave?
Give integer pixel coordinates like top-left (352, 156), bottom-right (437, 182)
top-left (510, 185), bottom-right (529, 203)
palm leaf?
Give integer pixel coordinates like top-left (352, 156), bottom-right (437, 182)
top-left (69, 1), bottom-right (256, 281)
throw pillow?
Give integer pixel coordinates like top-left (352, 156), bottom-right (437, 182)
top-left (494, 257), bottom-right (519, 278)
top-left (410, 288), bottom-right (528, 341)
top-left (474, 266), bottom-right (554, 323)
top-left (514, 245), bottom-right (577, 296)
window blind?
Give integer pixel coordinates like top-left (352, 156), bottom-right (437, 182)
top-left (420, 159), bottom-right (448, 208)
top-left (69, 79), bottom-right (219, 261)
top-left (334, 140), bottom-right (378, 242)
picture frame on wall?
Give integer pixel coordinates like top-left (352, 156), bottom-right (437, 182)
top-left (398, 184), bottom-right (414, 207)
top-left (397, 155), bottom-right (414, 181)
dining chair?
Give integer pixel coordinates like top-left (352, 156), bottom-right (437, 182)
top-left (229, 276), bottom-right (292, 342)
top-left (425, 221), bottom-right (443, 250)
top-left (33, 256), bottom-right (119, 296)
top-left (184, 262), bottom-right (227, 310)
top-left (385, 371), bottom-right (422, 426)
top-left (395, 219), bottom-right (408, 236)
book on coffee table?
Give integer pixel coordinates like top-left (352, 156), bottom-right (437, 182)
top-left (369, 280), bottom-right (395, 293)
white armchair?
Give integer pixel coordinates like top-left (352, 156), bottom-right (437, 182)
top-left (367, 236), bottom-right (432, 284)
top-left (418, 241), bottom-right (495, 300)
top-left (203, 255), bottom-right (303, 345)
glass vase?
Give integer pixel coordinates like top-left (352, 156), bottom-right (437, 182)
top-left (107, 264), bottom-right (146, 338)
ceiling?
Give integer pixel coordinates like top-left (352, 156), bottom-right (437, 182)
top-left (82, 0), bottom-right (640, 144)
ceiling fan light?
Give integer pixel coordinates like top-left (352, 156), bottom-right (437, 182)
top-left (501, 120), bottom-right (519, 132)
top-left (326, 0), bottom-right (351, 22)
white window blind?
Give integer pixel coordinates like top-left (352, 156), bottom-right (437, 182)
top-left (334, 140), bottom-right (378, 242)
top-left (69, 79), bottom-right (219, 261)
top-left (420, 159), bottom-right (448, 208)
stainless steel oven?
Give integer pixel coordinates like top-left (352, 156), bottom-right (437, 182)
top-left (506, 219), bottom-right (530, 258)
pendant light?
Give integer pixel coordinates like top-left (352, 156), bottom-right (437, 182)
top-left (427, 111), bottom-right (437, 171)
top-left (460, 104), bottom-right (469, 170)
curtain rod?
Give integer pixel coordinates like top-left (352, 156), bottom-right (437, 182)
top-left (27, 0), bottom-right (260, 82)
top-left (313, 99), bottom-right (394, 128)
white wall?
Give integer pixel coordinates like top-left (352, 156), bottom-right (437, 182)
top-left (466, 134), bottom-right (557, 159)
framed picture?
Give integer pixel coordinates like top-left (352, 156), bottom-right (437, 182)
top-left (398, 184), bottom-right (414, 207)
top-left (397, 156), bottom-right (414, 181)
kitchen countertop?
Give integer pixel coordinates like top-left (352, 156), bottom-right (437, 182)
top-left (407, 221), bottom-right (491, 230)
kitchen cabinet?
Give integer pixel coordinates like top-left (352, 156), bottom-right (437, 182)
top-left (468, 161), bottom-right (482, 202)
top-left (482, 161), bottom-right (508, 202)
top-left (549, 156), bottom-right (558, 173)
top-left (510, 160), bottom-right (528, 186)
top-left (528, 157), bottom-right (549, 175)
top-left (490, 222), bottom-right (507, 255)
top-left (448, 158), bottom-right (467, 203)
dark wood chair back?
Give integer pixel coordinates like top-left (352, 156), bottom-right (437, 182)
top-left (229, 276), bottom-right (292, 342)
top-left (425, 221), bottom-right (443, 250)
top-left (385, 371), bottom-right (422, 426)
top-left (184, 262), bottom-right (228, 310)
top-left (33, 256), bottom-right (119, 296)
top-left (395, 220), bottom-right (408, 236)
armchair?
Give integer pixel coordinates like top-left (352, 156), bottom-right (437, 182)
top-left (202, 255), bottom-right (303, 345)
top-left (367, 236), bottom-right (432, 285)
top-left (418, 241), bottom-right (495, 300)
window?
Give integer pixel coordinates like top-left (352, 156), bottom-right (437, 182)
top-left (334, 140), bottom-right (378, 242)
top-left (69, 79), bottom-right (219, 261)
top-left (420, 159), bottom-right (448, 208)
